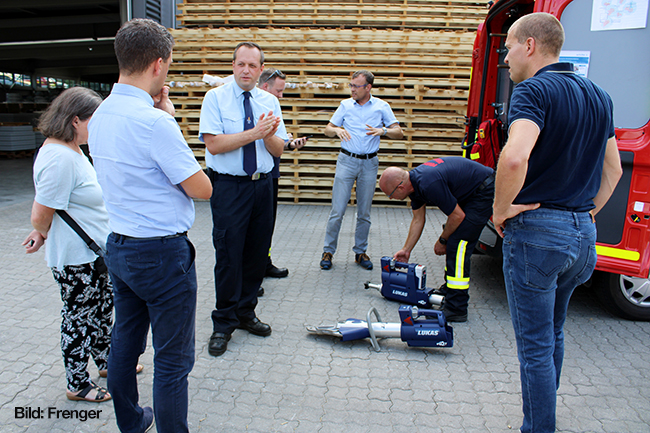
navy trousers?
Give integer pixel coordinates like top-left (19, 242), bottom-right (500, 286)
top-left (106, 233), bottom-right (197, 433)
top-left (267, 177), bottom-right (280, 268)
top-left (210, 174), bottom-right (273, 334)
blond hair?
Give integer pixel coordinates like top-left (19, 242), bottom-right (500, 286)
top-left (511, 13), bottom-right (565, 58)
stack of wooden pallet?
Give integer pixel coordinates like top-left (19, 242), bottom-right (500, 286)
top-left (168, 0), bottom-right (486, 205)
top-left (177, 0), bottom-right (486, 31)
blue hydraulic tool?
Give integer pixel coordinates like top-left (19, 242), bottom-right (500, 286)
top-left (306, 305), bottom-right (453, 351)
top-left (364, 257), bottom-right (444, 308)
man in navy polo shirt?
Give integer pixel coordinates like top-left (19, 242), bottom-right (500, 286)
top-left (379, 158), bottom-right (494, 322)
top-left (493, 13), bottom-right (622, 433)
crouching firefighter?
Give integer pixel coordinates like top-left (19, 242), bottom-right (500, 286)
top-left (379, 158), bottom-right (494, 322)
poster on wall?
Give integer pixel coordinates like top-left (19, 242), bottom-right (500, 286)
top-left (559, 51), bottom-right (591, 78)
top-left (591, 0), bottom-right (649, 31)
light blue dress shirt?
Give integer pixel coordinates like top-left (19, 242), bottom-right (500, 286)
top-left (198, 81), bottom-right (288, 175)
top-left (88, 83), bottom-right (202, 238)
top-left (329, 96), bottom-right (399, 155)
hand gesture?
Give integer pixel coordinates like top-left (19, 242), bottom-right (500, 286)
top-left (365, 124), bottom-right (384, 136)
top-left (336, 127), bottom-right (352, 142)
top-left (255, 111), bottom-right (280, 140)
top-left (153, 86), bottom-right (175, 116)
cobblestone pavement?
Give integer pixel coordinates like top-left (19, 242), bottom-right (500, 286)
top-left (1, 158), bottom-right (650, 433)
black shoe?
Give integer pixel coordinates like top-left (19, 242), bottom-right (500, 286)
top-left (143, 406), bottom-right (155, 432)
top-left (208, 332), bottom-right (231, 357)
top-left (320, 252), bottom-right (333, 270)
top-left (355, 253), bottom-right (373, 270)
top-left (238, 317), bottom-right (272, 337)
top-left (432, 283), bottom-right (447, 297)
top-left (258, 287), bottom-right (265, 297)
top-left (440, 308), bottom-right (468, 323)
top-left (265, 264), bottom-right (289, 278)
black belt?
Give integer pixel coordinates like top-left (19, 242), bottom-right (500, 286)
top-left (477, 173), bottom-right (495, 192)
top-left (113, 232), bottom-right (187, 242)
top-left (207, 168), bottom-right (269, 182)
top-left (341, 148), bottom-right (378, 160)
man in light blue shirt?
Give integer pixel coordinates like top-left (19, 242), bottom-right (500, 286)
top-left (321, 70), bottom-right (403, 271)
top-left (88, 18), bottom-right (212, 433)
top-left (199, 42), bottom-right (286, 357)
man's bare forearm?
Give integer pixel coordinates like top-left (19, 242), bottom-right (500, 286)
top-left (592, 136), bottom-right (622, 216)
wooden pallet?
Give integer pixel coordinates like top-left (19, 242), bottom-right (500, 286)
top-left (177, 1), bottom-right (487, 31)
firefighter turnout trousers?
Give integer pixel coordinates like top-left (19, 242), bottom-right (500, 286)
top-left (443, 175), bottom-right (494, 316)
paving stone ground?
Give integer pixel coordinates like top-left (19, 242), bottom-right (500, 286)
top-left (1, 157), bottom-right (649, 433)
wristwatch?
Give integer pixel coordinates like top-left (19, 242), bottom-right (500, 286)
top-left (438, 236), bottom-right (447, 245)
top-left (382, 126), bottom-right (388, 136)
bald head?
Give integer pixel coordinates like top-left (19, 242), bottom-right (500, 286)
top-left (380, 167), bottom-right (411, 200)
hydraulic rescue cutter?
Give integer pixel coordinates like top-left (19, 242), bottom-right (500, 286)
top-left (365, 257), bottom-right (444, 308)
top-left (306, 305), bottom-right (453, 351)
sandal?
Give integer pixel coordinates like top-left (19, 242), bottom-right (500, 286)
top-left (99, 363), bottom-right (144, 378)
top-left (66, 382), bottom-right (112, 402)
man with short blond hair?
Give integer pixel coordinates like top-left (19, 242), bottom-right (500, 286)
top-left (494, 12), bottom-right (622, 433)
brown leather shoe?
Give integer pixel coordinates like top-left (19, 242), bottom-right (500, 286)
top-left (355, 253), bottom-right (373, 270)
top-left (320, 252), bottom-right (333, 270)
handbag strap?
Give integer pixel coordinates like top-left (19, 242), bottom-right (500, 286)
top-left (56, 210), bottom-right (104, 257)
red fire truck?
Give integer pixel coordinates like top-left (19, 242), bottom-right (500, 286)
top-left (464, 0), bottom-right (650, 320)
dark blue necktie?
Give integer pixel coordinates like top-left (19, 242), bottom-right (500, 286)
top-left (242, 91), bottom-right (257, 176)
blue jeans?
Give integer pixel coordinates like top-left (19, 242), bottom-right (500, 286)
top-left (106, 233), bottom-right (197, 433)
top-left (323, 152), bottom-right (379, 255)
top-left (502, 208), bottom-right (597, 433)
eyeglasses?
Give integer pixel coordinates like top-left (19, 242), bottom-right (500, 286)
top-left (348, 83), bottom-right (368, 89)
top-left (269, 69), bottom-right (284, 80)
top-left (388, 181), bottom-right (403, 199)
top-left (261, 68), bottom-right (286, 84)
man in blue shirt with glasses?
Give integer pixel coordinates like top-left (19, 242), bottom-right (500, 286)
top-left (320, 70), bottom-right (403, 271)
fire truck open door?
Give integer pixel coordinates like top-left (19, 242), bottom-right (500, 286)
top-left (465, 0), bottom-right (650, 320)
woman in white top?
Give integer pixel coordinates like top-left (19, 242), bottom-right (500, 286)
top-left (23, 87), bottom-right (118, 402)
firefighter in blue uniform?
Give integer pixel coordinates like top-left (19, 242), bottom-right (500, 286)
top-left (379, 157), bottom-right (494, 322)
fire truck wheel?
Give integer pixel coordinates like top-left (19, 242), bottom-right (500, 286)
top-left (593, 271), bottom-right (650, 321)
